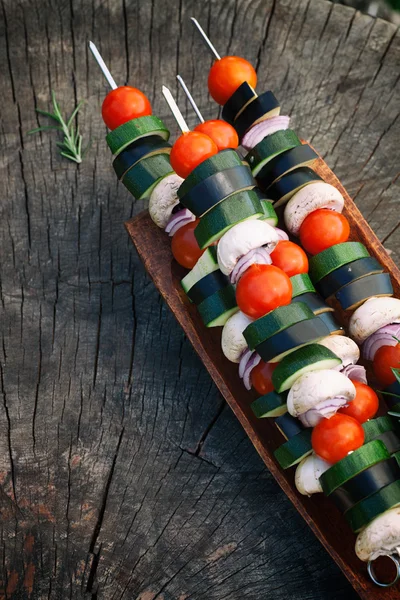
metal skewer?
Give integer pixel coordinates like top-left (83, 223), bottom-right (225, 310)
top-left (162, 86), bottom-right (190, 133)
top-left (190, 18), bottom-right (221, 61)
top-left (176, 75), bottom-right (204, 123)
top-left (88, 41), bottom-right (118, 90)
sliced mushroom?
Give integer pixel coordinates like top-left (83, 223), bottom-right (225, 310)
top-left (284, 182), bottom-right (344, 236)
top-left (356, 507), bottom-right (400, 562)
top-left (217, 220), bottom-right (279, 276)
top-left (349, 296), bottom-right (400, 345)
top-left (221, 311), bottom-right (253, 363)
top-left (149, 173), bottom-right (184, 228)
top-left (295, 453), bottom-right (331, 496)
top-left (318, 335), bottom-right (360, 367)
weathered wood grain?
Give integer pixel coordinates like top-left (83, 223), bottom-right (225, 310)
top-left (0, 0), bottom-right (398, 597)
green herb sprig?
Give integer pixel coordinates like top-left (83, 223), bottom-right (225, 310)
top-left (28, 91), bottom-right (89, 164)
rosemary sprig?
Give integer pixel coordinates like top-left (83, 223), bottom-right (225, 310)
top-left (28, 91), bottom-right (90, 164)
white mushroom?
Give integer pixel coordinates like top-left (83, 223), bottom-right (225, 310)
top-left (349, 296), bottom-right (400, 345)
top-left (317, 335), bottom-right (360, 367)
top-left (287, 369), bottom-right (356, 427)
top-left (149, 173), bottom-right (184, 228)
top-left (221, 311), bottom-right (253, 363)
top-left (356, 507), bottom-right (400, 562)
top-left (217, 220), bottom-right (279, 276)
top-left (284, 182), bottom-right (344, 236)
top-left (295, 453), bottom-right (331, 496)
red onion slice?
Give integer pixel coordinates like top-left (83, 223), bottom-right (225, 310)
top-left (274, 227), bottom-right (289, 241)
top-left (242, 116), bottom-right (291, 151)
top-left (341, 364), bottom-right (367, 384)
top-left (299, 397), bottom-right (348, 427)
top-left (230, 247), bottom-right (272, 284)
top-left (165, 208), bottom-right (195, 236)
top-left (362, 323), bottom-right (400, 361)
top-left (238, 348), bottom-right (253, 379)
top-left (238, 350), bottom-right (261, 391)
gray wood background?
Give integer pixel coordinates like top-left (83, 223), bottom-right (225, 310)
top-left (0, 0), bottom-right (399, 597)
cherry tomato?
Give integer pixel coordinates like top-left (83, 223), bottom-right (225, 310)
top-left (373, 344), bottom-right (400, 386)
top-left (170, 131), bottom-right (218, 179)
top-left (312, 413), bottom-right (365, 463)
top-left (171, 220), bottom-right (204, 269)
top-left (194, 120), bottom-right (239, 151)
top-left (250, 361), bottom-right (278, 395)
top-left (101, 86), bottom-right (152, 130)
top-left (338, 381), bottom-right (379, 423)
top-left (270, 241), bottom-right (308, 277)
top-left (299, 209), bottom-right (350, 255)
top-left (236, 264), bottom-right (292, 319)
top-left (208, 56), bottom-right (257, 105)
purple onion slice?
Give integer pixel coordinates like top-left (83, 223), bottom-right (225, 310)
top-left (362, 323), bottom-right (400, 361)
top-left (230, 247), bottom-right (272, 284)
top-left (299, 397), bottom-right (348, 427)
top-left (242, 116), bottom-right (291, 151)
top-left (165, 208), bottom-right (195, 236)
top-left (243, 353), bottom-right (261, 391)
top-left (274, 227), bottom-right (289, 241)
top-left (341, 364), bottom-right (367, 384)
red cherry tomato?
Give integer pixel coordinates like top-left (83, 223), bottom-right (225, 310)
top-left (170, 131), bottom-right (218, 179)
top-left (373, 344), bottom-right (400, 386)
top-left (270, 241), bottom-right (308, 277)
top-left (338, 381), bottom-right (379, 423)
top-left (299, 209), bottom-right (350, 255)
top-left (171, 220), bottom-right (204, 269)
top-left (312, 413), bottom-right (365, 463)
top-left (236, 264), bottom-right (292, 319)
top-left (250, 361), bottom-right (278, 395)
top-left (101, 86), bottom-right (152, 130)
top-left (194, 120), bottom-right (239, 151)
top-left (208, 56), bottom-right (257, 105)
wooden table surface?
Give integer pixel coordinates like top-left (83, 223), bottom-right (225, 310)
top-left (0, 0), bottom-right (399, 598)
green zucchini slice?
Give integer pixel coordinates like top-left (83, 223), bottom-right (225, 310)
top-left (258, 198), bottom-right (278, 225)
top-left (243, 302), bottom-right (314, 350)
top-left (317, 311), bottom-right (344, 335)
top-left (320, 439), bottom-right (391, 496)
top-left (234, 91), bottom-right (280, 139)
top-left (222, 82), bottom-right (258, 124)
top-left (290, 273), bottom-right (316, 297)
top-left (112, 135), bottom-right (172, 180)
top-left (187, 270), bottom-right (230, 305)
top-left (122, 154), bottom-right (173, 200)
top-left (345, 479), bottom-right (400, 532)
top-left (291, 292), bottom-right (334, 315)
top-left (194, 189), bottom-right (263, 249)
top-left (330, 457), bottom-right (400, 514)
top-left (257, 144), bottom-right (318, 187)
top-left (256, 316), bottom-right (330, 363)
top-left (178, 150), bottom-right (243, 199)
top-left (251, 391), bottom-right (288, 418)
top-left (179, 164), bottom-right (255, 216)
top-left (316, 257), bottom-right (384, 299)
top-left (375, 431), bottom-right (400, 454)
top-left (363, 416), bottom-right (397, 442)
top-left (274, 413), bottom-right (305, 440)
top-left (106, 116), bottom-right (170, 156)
top-left (245, 130), bottom-right (301, 176)
top-left (271, 344), bottom-right (341, 393)
top-left (309, 242), bottom-right (370, 283)
top-left (274, 429), bottom-right (313, 469)
top-left (181, 247), bottom-right (218, 294)
top-left (197, 285), bottom-right (238, 327)
top-left (267, 167), bottom-right (323, 207)
top-left (335, 272), bottom-right (393, 311)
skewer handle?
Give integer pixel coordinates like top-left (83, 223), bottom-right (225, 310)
top-left (190, 18), bottom-right (221, 61)
top-left (88, 41), bottom-right (118, 90)
top-left (176, 75), bottom-right (204, 123)
top-left (162, 86), bottom-right (190, 133)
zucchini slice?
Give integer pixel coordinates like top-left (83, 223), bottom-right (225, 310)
top-left (290, 273), bottom-right (316, 297)
top-left (335, 272), bottom-right (393, 311)
top-left (256, 316), bottom-right (330, 363)
top-left (222, 82), bottom-right (258, 124)
top-left (178, 150), bottom-right (243, 199)
top-left (330, 457), bottom-right (400, 514)
top-left (245, 130), bottom-right (301, 176)
top-left (316, 256), bottom-right (384, 299)
top-left (197, 285), bottom-right (238, 327)
top-left (309, 242), bottom-right (370, 283)
top-left (243, 302), bottom-right (315, 350)
top-left (106, 116), bottom-right (170, 156)
top-left (320, 439), bottom-right (391, 496)
top-left (258, 197), bottom-right (278, 225)
top-left (375, 431), bottom-right (400, 454)
top-left (187, 270), bottom-right (230, 305)
top-left (345, 479), bottom-right (400, 533)
top-left (317, 311), bottom-right (345, 335)
top-left (274, 413), bottom-right (305, 440)
top-left (251, 390), bottom-right (288, 418)
top-left (179, 164), bottom-right (255, 216)
top-left (194, 189), bottom-right (264, 249)
top-left (363, 416), bottom-right (397, 442)
top-left (233, 91), bottom-right (280, 139)
top-left (291, 292), bottom-right (334, 315)
top-left (112, 135), bottom-right (172, 180)
top-left (257, 144), bottom-right (318, 188)
top-left (267, 167), bottom-right (323, 207)
top-left (122, 154), bottom-right (173, 200)
top-left (274, 429), bottom-right (313, 469)
top-left (181, 247), bottom-right (218, 294)
top-left (271, 344), bottom-right (341, 393)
